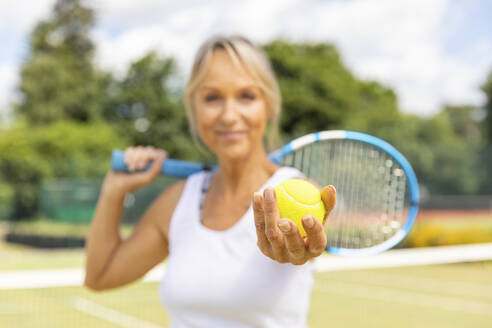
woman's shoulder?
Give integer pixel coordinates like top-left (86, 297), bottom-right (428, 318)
top-left (147, 179), bottom-right (186, 237)
top-left (164, 179), bottom-right (187, 197)
top-left (152, 171), bottom-right (209, 233)
top-left (158, 170), bottom-right (208, 201)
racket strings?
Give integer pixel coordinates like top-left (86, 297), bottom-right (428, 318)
top-left (282, 139), bottom-right (410, 250)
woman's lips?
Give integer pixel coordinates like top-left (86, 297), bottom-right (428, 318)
top-left (216, 131), bottom-right (247, 141)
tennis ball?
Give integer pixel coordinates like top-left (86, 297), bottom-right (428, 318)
top-left (274, 179), bottom-right (325, 237)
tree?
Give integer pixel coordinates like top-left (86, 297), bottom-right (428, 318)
top-left (102, 52), bottom-right (201, 161)
top-left (14, 0), bottom-right (106, 124)
top-left (263, 39), bottom-right (481, 195)
top-left (442, 105), bottom-right (482, 144)
top-left (482, 72), bottom-right (492, 143)
top-left (420, 112), bottom-right (479, 194)
top-left (479, 72), bottom-right (492, 193)
top-left (0, 121), bottom-right (128, 219)
top-left (264, 40), bottom-right (403, 140)
top-left (264, 41), bottom-right (360, 138)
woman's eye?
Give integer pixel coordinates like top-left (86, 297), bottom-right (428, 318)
top-left (240, 92), bottom-right (256, 100)
top-left (205, 94), bottom-right (220, 102)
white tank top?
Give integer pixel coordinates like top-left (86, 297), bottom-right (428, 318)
top-left (159, 167), bottom-right (315, 328)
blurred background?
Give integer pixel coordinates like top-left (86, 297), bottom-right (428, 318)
top-left (0, 0), bottom-right (491, 327)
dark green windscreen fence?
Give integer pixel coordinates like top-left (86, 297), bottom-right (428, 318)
top-left (39, 176), bottom-right (178, 223)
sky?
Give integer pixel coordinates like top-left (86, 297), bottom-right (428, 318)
top-left (0, 0), bottom-right (491, 119)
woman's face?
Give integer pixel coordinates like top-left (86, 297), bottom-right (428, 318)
top-left (193, 50), bottom-right (269, 162)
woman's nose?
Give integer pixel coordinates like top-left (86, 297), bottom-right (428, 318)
top-left (219, 98), bottom-right (240, 125)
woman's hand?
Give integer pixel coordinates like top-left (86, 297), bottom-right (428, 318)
top-left (101, 146), bottom-right (167, 199)
top-left (253, 185), bottom-right (336, 265)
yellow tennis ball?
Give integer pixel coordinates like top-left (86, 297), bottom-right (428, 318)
top-left (274, 179), bottom-right (326, 237)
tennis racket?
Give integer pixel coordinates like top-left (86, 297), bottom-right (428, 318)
top-left (111, 130), bottom-right (419, 256)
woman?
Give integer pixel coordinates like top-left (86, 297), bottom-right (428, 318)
top-left (85, 35), bottom-right (336, 327)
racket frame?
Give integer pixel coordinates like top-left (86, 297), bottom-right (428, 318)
top-left (111, 130), bottom-right (419, 256)
top-left (272, 131), bottom-right (419, 256)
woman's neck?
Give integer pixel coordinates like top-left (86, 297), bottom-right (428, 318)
top-left (213, 148), bottom-right (279, 199)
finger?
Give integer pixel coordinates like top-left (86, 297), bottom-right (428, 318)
top-left (278, 218), bottom-right (306, 264)
top-left (145, 146), bottom-right (160, 161)
top-left (127, 161), bottom-right (163, 190)
top-left (302, 215), bottom-right (327, 257)
top-left (128, 146), bottom-right (144, 170)
top-left (150, 148), bottom-right (167, 160)
top-left (134, 146), bottom-right (149, 170)
top-left (253, 192), bottom-right (272, 257)
top-left (147, 150), bottom-right (167, 178)
top-left (263, 187), bottom-right (285, 258)
top-left (321, 185), bottom-right (336, 222)
top-left (124, 147), bottom-right (137, 171)
top-left (134, 146), bottom-right (160, 171)
top-left (139, 146), bottom-right (154, 170)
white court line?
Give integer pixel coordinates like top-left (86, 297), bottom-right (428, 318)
top-left (71, 297), bottom-right (164, 328)
top-left (1, 243), bottom-right (492, 290)
top-left (314, 242), bottom-right (492, 272)
top-left (315, 280), bottom-right (492, 317)
top-left (0, 265), bottom-right (166, 290)
top-left (0, 268), bottom-right (84, 289)
top-left (143, 265), bottom-right (166, 282)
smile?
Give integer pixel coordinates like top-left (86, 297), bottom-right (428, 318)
top-left (216, 131), bottom-right (247, 141)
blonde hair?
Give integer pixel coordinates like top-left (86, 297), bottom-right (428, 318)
top-left (184, 35), bottom-right (282, 154)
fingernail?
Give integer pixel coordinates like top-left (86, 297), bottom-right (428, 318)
top-left (278, 220), bottom-right (290, 233)
top-left (253, 192), bottom-right (260, 203)
top-left (264, 188), bottom-right (274, 201)
top-left (303, 216), bottom-right (314, 228)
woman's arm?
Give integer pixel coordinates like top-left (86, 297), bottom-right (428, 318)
top-left (84, 180), bottom-right (184, 290)
top-left (85, 146), bottom-right (178, 291)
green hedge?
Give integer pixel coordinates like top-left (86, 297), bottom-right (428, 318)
top-left (0, 121), bottom-right (129, 220)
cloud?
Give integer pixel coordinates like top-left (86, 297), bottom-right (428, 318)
top-left (0, 0), bottom-right (55, 33)
top-left (0, 0), bottom-right (56, 117)
top-left (1, 0), bottom-right (491, 118)
top-left (91, 0), bottom-right (491, 115)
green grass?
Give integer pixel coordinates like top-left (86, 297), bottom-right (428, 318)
top-left (0, 283), bottom-right (169, 328)
top-left (1, 262), bottom-right (491, 328)
top-left (0, 244), bottom-right (85, 271)
top-left (2, 213), bottom-right (492, 327)
top-left (309, 262), bottom-right (492, 328)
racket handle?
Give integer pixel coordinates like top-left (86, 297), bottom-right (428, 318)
top-left (111, 150), bottom-right (206, 178)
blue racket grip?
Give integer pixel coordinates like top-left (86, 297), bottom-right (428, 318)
top-left (111, 149), bottom-right (207, 178)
